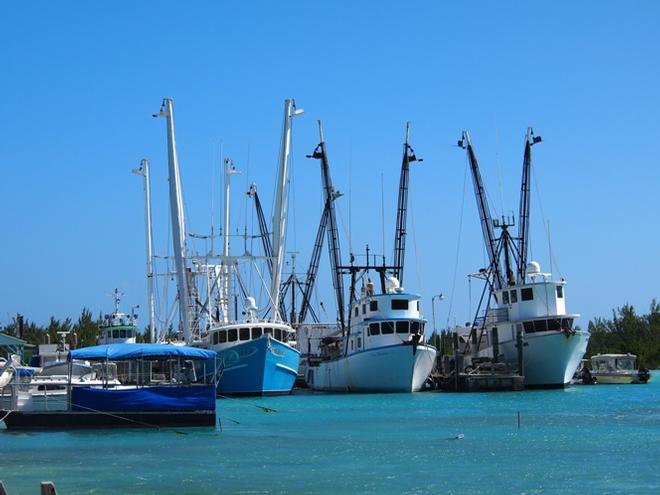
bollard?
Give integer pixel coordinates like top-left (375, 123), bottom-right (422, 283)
top-left (41, 481), bottom-right (57, 495)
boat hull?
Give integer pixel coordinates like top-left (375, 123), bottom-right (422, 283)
top-left (216, 337), bottom-right (300, 396)
top-left (1, 410), bottom-right (216, 429)
top-left (592, 373), bottom-right (642, 384)
top-left (500, 330), bottom-right (589, 388)
top-left (306, 344), bottom-right (436, 393)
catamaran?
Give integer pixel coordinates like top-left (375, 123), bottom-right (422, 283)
top-left (456, 129), bottom-right (589, 388)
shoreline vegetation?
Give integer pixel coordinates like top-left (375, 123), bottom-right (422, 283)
top-left (2, 301), bottom-right (660, 368)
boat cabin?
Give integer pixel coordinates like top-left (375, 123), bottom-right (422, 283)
top-left (207, 322), bottom-right (295, 350)
top-left (591, 353), bottom-right (637, 374)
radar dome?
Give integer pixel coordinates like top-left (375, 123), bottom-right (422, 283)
top-left (244, 297), bottom-right (258, 312)
top-left (526, 261), bottom-right (541, 275)
top-left (385, 276), bottom-right (402, 293)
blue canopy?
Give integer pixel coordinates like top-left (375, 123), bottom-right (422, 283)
top-left (70, 343), bottom-right (216, 361)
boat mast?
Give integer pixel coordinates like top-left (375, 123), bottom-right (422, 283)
top-left (247, 183), bottom-right (274, 278)
top-left (458, 131), bottom-right (504, 291)
top-left (220, 158), bottom-right (240, 324)
top-left (270, 99), bottom-right (303, 321)
top-left (308, 121), bottom-right (346, 329)
top-left (392, 122), bottom-right (420, 286)
top-left (132, 159), bottom-right (156, 341)
top-left (298, 205), bottom-right (329, 324)
top-left (156, 98), bottom-right (192, 342)
top-left (517, 127), bottom-right (542, 283)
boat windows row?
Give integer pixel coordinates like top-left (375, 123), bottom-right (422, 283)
top-left (210, 327), bottom-right (293, 345)
top-left (353, 299), bottom-right (419, 317)
top-left (519, 317), bottom-right (574, 333)
top-left (368, 320), bottom-right (425, 336)
top-left (501, 286), bottom-right (564, 305)
top-left (105, 329), bottom-right (136, 339)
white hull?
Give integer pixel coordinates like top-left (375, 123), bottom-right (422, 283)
top-left (499, 330), bottom-right (589, 387)
top-left (306, 344), bottom-right (436, 393)
top-left (592, 373), bottom-right (638, 384)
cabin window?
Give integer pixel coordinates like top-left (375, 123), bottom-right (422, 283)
top-left (119, 329), bottom-right (127, 338)
top-left (369, 323), bottom-right (380, 336)
top-left (357, 337), bottom-right (362, 349)
top-left (410, 321), bottom-right (420, 334)
top-left (212, 332), bottom-right (218, 345)
top-left (502, 291), bottom-right (510, 304)
top-left (275, 329), bottom-right (282, 341)
top-left (396, 321), bottom-right (409, 334)
top-left (362, 304), bottom-right (366, 315)
top-left (219, 331), bottom-right (227, 343)
top-left (240, 328), bottom-right (250, 341)
top-left (417, 301), bottom-right (420, 311)
top-left (355, 307), bottom-right (359, 317)
top-left (351, 340), bottom-right (354, 350)
top-left (228, 329), bottom-right (238, 342)
top-left (556, 286), bottom-right (564, 298)
top-left (533, 320), bottom-right (547, 332)
top-left (510, 290), bottom-right (518, 303)
top-left (547, 318), bottom-right (561, 331)
top-left (381, 321), bottom-right (395, 334)
top-left (264, 327), bottom-right (273, 335)
top-left (112, 330), bottom-right (119, 339)
top-left (391, 299), bottom-right (408, 310)
top-left (370, 301), bottom-right (378, 311)
top-left (561, 318), bottom-right (573, 331)
top-left (523, 321), bottom-right (534, 333)
top-left (521, 288), bottom-right (534, 301)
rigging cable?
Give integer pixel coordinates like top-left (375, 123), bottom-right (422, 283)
top-left (445, 155), bottom-right (470, 329)
top-left (532, 163), bottom-right (563, 279)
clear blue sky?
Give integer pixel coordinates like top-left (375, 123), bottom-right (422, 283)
top-left (1, 1), bottom-right (659, 329)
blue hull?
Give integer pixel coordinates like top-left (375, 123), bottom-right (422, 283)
top-left (216, 337), bottom-right (300, 396)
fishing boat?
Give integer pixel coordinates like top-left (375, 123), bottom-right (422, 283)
top-left (0, 343), bottom-right (217, 429)
top-left (306, 271), bottom-right (436, 392)
top-left (457, 129), bottom-right (589, 388)
top-left (302, 123), bottom-right (436, 392)
top-left (97, 289), bottom-right (139, 345)
top-left (590, 353), bottom-right (651, 384)
top-left (205, 99), bottom-right (302, 396)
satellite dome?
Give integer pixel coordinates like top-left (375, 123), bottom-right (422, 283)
top-left (526, 261), bottom-right (541, 275)
top-left (385, 276), bottom-right (402, 293)
top-left (244, 297), bottom-right (258, 312)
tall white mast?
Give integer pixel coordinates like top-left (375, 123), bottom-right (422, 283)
top-left (132, 159), bottom-right (156, 342)
top-left (221, 158), bottom-right (240, 324)
top-left (270, 99), bottom-right (303, 321)
top-left (156, 98), bottom-right (192, 342)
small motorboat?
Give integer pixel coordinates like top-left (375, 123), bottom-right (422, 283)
top-left (590, 353), bottom-right (651, 384)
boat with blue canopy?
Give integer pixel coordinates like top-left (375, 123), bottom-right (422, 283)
top-left (0, 343), bottom-right (218, 429)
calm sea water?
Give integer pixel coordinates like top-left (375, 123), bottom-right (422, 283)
top-left (2, 373), bottom-right (659, 494)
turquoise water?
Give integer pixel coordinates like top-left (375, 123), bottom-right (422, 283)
top-left (2, 373), bottom-right (659, 494)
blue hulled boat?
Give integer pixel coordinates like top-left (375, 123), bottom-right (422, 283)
top-left (0, 343), bottom-right (218, 429)
top-left (208, 321), bottom-right (300, 396)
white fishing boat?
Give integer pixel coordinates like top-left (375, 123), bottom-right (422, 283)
top-left (476, 261), bottom-right (589, 387)
top-left (590, 353), bottom-right (651, 384)
top-left (302, 123), bottom-right (436, 392)
top-left (97, 289), bottom-right (139, 345)
top-left (306, 275), bottom-right (436, 392)
top-left (457, 129), bottom-right (589, 388)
